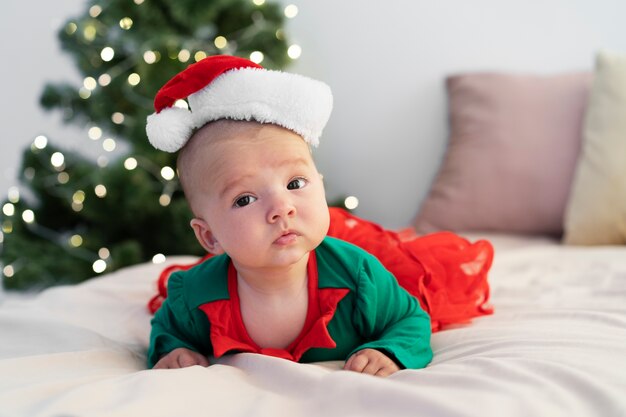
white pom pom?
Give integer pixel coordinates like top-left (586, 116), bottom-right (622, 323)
top-left (146, 107), bottom-right (194, 152)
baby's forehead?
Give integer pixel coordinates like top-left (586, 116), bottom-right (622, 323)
top-left (193, 120), bottom-right (262, 147)
top-left (179, 121), bottom-right (260, 170)
top-left (189, 120), bottom-right (311, 155)
top-left (180, 120), bottom-right (312, 176)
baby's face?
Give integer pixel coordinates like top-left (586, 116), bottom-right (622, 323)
top-left (190, 124), bottom-right (330, 270)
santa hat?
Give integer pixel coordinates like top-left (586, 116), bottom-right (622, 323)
top-left (146, 55), bottom-right (333, 152)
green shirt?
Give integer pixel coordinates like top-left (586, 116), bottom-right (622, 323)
top-left (148, 237), bottom-right (432, 369)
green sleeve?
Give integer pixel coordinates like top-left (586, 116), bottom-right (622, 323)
top-left (147, 272), bottom-right (211, 368)
top-left (349, 254), bottom-right (433, 369)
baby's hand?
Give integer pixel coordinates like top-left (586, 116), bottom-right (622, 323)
top-left (343, 348), bottom-right (400, 377)
top-left (153, 347), bottom-right (210, 369)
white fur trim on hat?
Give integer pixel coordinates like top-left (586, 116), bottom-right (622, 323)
top-left (146, 107), bottom-right (194, 152)
top-left (188, 67), bottom-right (333, 147)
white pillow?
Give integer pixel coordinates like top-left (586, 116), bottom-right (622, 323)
top-left (563, 50), bottom-right (626, 245)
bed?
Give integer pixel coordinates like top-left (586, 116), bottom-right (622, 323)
top-left (1, 232), bottom-right (625, 417)
top-left (3, 43), bottom-right (626, 417)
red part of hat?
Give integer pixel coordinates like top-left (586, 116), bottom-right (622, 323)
top-left (153, 55), bottom-right (263, 112)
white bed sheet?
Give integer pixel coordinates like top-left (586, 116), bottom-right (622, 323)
top-left (1, 235), bottom-right (625, 417)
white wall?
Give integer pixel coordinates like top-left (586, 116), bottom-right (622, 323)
top-left (1, 0), bottom-right (89, 191)
top-left (3, 0), bottom-right (626, 228)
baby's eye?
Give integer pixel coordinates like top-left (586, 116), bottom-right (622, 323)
top-left (234, 195), bottom-right (257, 208)
top-left (287, 178), bottom-right (307, 190)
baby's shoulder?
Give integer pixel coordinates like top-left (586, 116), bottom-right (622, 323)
top-left (168, 254), bottom-right (230, 308)
top-left (316, 237), bottom-right (382, 288)
top-left (318, 236), bottom-right (379, 264)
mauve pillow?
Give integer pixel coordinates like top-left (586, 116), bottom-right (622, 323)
top-left (414, 72), bottom-right (592, 236)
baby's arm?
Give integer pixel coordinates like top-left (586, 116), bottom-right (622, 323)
top-left (148, 273), bottom-right (213, 368)
top-left (343, 348), bottom-right (400, 377)
top-left (348, 254), bottom-right (433, 374)
top-left (153, 347), bottom-right (210, 369)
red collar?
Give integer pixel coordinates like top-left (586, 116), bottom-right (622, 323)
top-left (198, 251), bottom-right (349, 362)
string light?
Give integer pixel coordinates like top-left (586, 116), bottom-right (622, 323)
top-left (83, 25), bottom-right (97, 42)
top-left (119, 17), bottom-right (133, 30)
top-left (73, 190), bottom-right (86, 204)
top-left (83, 77), bottom-right (97, 91)
top-left (111, 112), bottom-right (125, 124)
top-left (288, 44), bottom-right (302, 59)
top-left (344, 196), bottom-right (359, 210)
top-left (94, 184), bottom-right (107, 198)
top-left (69, 234), bottom-right (83, 247)
top-left (8, 187), bottom-right (20, 203)
top-left (103, 138), bottom-right (116, 152)
top-left (33, 135), bottom-right (48, 149)
top-left (78, 88), bottom-right (91, 99)
top-left (178, 49), bottom-right (191, 63)
top-left (158, 194), bottom-right (171, 206)
top-left (3, 265), bottom-right (14, 278)
top-left (160, 166), bottom-right (176, 180)
top-left (133, 0), bottom-right (144, 4)
top-left (92, 259), bottom-right (107, 273)
top-left (23, 168), bottom-right (35, 181)
top-left (214, 36), bottom-right (227, 49)
top-left (89, 5), bottom-right (102, 18)
top-left (98, 74), bottom-right (111, 86)
top-left (101, 47), bottom-right (115, 62)
top-left (194, 51), bottom-right (207, 62)
top-left (250, 51), bottom-right (264, 64)
top-left (252, 0), bottom-right (265, 5)
top-left (143, 51), bottom-right (157, 64)
top-left (57, 172), bottom-right (70, 184)
top-left (284, 4), bottom-right (298, 18)
top-left (128, 73), bottom-right (140, 86)
top-left (2, 203), bottom-right (15, 217)
top-left (98, 248), bottom-right (110, 259)
top-left (2, 221), bottom-right (13, 233)
top-left (50, 152), bottom-right (65, 169)
top-left (152, 254), bottom-right (166, 264)
top-left (65, 22), bottom-right (77, 35)
top-left (88, 126), bottom-right (102, 140)
top-left (21, 210), bottom-right (35, 224)
top-left (124, 157), bottom-right (138, 170)
top-left (97, 156), bottom-right (109, 167)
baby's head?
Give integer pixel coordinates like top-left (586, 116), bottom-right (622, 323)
top-left (176, 119), bottom-right (329, 264)
top-left (146, 56), bottom-right (333, 264)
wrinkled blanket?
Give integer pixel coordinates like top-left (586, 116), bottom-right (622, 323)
top-left (1, 235), bottom-right (625, 417)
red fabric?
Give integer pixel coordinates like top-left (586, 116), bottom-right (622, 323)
top-left (147, 257), bottom-right (211, 314)
top-left (153, 55), bottom-right (262, 112)
top-left (326, 208), bottom-right (494, 331)
top-left (198, 251), bottom-right (349, 361)
top-left (148, 207), bottom-right (494, 332)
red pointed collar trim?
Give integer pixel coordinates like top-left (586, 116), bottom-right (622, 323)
top-left (198, 251), bottom-right (349, 362)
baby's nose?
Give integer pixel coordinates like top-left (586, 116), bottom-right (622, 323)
top-left (267, 194), bottom-right (296, 222)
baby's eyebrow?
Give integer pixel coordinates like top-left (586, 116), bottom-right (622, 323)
top-left (218, 157), bottom-right (311, 199)
top-left (277, 156), bottom-right (309, 168)
top-left (219, 174), bottom-right (255, 199)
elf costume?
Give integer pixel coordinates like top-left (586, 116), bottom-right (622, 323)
top-left (145, 55), bottom-right (494, 368)
top-left (148, 236), bottom-right (433, 369)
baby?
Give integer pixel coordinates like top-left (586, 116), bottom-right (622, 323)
top-left (145, 55), bottom-right (433, 376)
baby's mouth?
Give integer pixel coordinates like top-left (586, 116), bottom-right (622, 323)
top-left (274, 230), bottom-right (298, 245)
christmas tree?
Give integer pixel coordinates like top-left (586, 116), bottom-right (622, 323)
top-left (0, 0), bottom-right (296, 291)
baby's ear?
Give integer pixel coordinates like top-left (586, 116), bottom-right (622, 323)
top-left (190, 218), bottom-right (224, 255)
